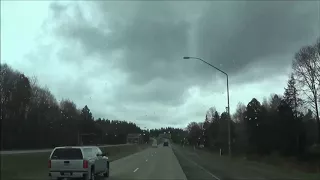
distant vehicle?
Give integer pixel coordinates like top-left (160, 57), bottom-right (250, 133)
top-left (48, 146), bottom-right (109, 180)
top-left (152, 143), bottom-right (158, 148)
top-left (163, 141), bottom-right (169, 146)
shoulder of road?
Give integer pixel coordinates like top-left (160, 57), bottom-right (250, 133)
top-left (172, 145), bottom-right (320, 180)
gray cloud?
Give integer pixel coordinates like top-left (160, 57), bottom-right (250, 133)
top-left (196, 1), bottom-right (319, 83)
top-left (113, 77), bottom-right (192, 106)
top-left (54, 1), bottom-right (191, 84)
top-left (49, 2), bottom-right (68, 19)
top-left (49, 1), bottom-right (194, 106)
top-left (47, 1), bottom-right (319, 113)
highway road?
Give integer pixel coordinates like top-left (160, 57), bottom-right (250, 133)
top-left (102, 144), bottom-right (318, 180)
top-left (0, 144), bottom-right (130, 155)
top-left (3, 143), bottom-right (319, 180)
top-left (108, 144), bottom-right (187, 180)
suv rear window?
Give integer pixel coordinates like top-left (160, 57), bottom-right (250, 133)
top-left (51, 148), bottom-right (83, 160)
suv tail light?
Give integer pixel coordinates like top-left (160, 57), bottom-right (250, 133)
top-left (48, 160), bottom-right (51, 168)
top-left (83, 160), bottom-right (88, 168)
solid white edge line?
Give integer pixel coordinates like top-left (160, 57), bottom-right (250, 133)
top-left (176, 148), bottom-right (221, 180)
top-left (133, 168), bottom-right (139, 172)
top-left (186, 158), bottom-right (221, 180)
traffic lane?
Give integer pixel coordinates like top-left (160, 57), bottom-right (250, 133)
top-left (173, 145), bottom-right (316, 180)
top-left (107, 147), bottom-right (153, 179)
top-left (144, 145), bottom-right (186, 180)
top-left (108, 145), bottom-right (187, 180)
top-left (130, 145), bottom-right (187, 180)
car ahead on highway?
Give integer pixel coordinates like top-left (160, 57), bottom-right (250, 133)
top-left (48, 146), bottom-right (109, 180)
top-left (152, 143), bottom-right (158, 148)
top-left (163, 141), bottom-right (169, 146)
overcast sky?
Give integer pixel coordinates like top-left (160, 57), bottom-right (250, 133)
top-left (1, 1), bottom-right (319, 129)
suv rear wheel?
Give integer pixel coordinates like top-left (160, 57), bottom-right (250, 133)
top-left (90, 167), bottom-right (95, 180)
top-left (103, 169), bottom-right (109, 177)
top-left (103, 162), bottom-right (109, 177)
top-left (83, 174), bottom-right (89, 180)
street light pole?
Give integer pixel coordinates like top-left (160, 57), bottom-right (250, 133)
top-left (183, 56), bottom-right (231, 157)
top-left (226, 74), bottom-right (231, 157)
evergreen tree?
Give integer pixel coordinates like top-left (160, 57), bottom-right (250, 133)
top-left (284, 74), bottom-right (302, 118)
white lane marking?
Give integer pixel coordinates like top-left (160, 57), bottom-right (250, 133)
top-left (146, 159), bottom-right (148, 162)
top-left (177, 149), bottom-right (221, 180)
top-left (133, 168), bottom-right (139, 172)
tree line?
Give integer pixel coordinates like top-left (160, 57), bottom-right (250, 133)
top-left (0, 64), bottom-right (149, 150)
top-left (1, 38), bottom-right (319, 154)
top-left (185, 38), bottom-right (320, 159)
top-left (149, 127), bottom-right (187, 143)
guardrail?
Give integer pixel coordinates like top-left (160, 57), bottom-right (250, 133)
top-left (0, 144), bottom-right (131, 155)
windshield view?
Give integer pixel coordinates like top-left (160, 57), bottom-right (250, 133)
top-left (1, 1), bottom-right (320, 180)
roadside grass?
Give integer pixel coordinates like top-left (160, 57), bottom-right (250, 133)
top-left (230, 153), bottom-right (320, 180)
top-left (1, 152), bottom-right (50, 180)
top-left (1, 144), bottom-right (150, 180)
top-left (180, 145), bottom-right (320, 180)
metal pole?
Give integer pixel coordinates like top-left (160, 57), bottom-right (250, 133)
top-left (77, 131), bottom-right (80, 145)
top-left (183, 56), bottom-right (231, 157)
top-left (227, 74), bottom-right (231, 157)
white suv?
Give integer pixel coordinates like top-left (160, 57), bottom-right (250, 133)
top-left (48, 146), bottom-right (109, 180)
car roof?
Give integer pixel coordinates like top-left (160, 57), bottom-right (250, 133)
top-left (54, 146), bottom-right (98, 149)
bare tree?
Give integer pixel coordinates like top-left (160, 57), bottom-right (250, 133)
top-left (206, 107), bottom-right (217, 122)
top-left (186, 122), bottom-right (201, 145)
top-left (315, 38), bottom-right (320, 104)
top-left (233, 102), bottom-right (246, 123)
top-left (293, 39), bottom-right (320, 143)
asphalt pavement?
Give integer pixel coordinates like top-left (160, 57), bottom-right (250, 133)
top-left (108, 144), bottom-right (187, 180)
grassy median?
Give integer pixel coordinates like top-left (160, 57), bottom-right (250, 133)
top-left (1, 144), bottom-right (149, 180)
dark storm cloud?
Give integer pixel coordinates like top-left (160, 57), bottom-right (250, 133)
top-left (49, 1), bottom-right (319, 106)
top-left (49, 1), bottom-right (195, 106)
top-left (53, 1), bottom-right (191, 85)
top-left (196, 1), bottom-right (319, 83)
top-left (111, 16), bottom-right (189, 86)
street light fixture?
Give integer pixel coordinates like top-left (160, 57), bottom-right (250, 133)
top-left (183, 56), bottom-right (231, 156)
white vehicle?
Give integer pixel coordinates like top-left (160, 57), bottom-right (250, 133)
top-left (48, 146), bottom-right (109, 180)
top-left (152, 143), bottom-right (158, 148)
